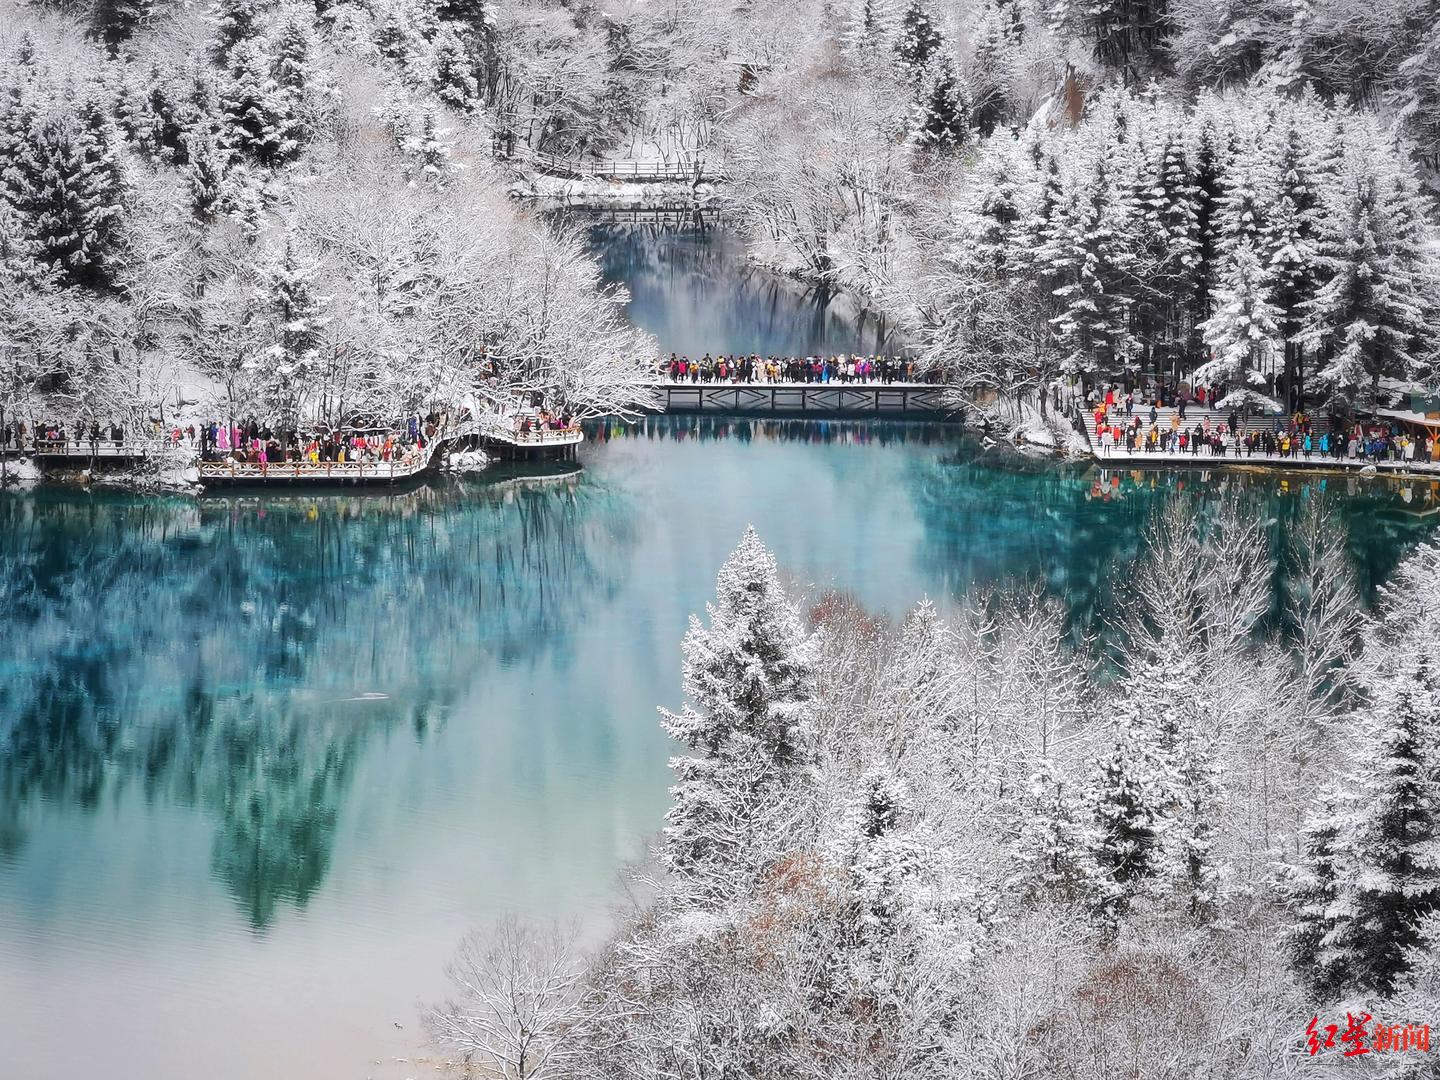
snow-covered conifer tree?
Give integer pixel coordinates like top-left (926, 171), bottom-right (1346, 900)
top-left (90, 0), bottom-right (153, 50)
top-left (660, 527), bottom-right (816, 894)
top-left (1196, 241), bottom-right (1282, 394)
top-left (1290, 544), bottom-right (1440, 997)
top-left (911, 63), bottom-right (969, 152)
top-left (213, 0), bottom-right (265, 66)
top-left (1285, 796), bottom-right (1347, 1000)
top-left (220, 40), bottom-right (300, 168)
top-left (1008, 759), bottom-right (1097, 905)
top-left (1299, 163), bottom-right (1431, 405)
top-left (250, 237), bottom-right (328, 426)
top-left (1087, 728), bottom-right (1164, 928)
top-left (894, 0), bottom-right (943, 76)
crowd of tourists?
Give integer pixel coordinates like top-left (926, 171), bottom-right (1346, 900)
top-left (659, 354), bottom-right (931, 385)
top-left (5, 420), bottom-right (132, 450)
top-left (199, 415), bottom-right (450, 466)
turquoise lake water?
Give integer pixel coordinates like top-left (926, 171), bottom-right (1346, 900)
top-left (2, 224), bottom-right (1438, 1079)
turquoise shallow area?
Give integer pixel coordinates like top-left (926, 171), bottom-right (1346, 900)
top-left (2, 222), bottom-right (1438, 1079)
top-left (2, 426), bottom-right (1436, 1080)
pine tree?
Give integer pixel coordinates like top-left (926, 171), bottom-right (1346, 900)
top-left (432, 26), bottom-right (480, 113)
top-left (90, 0), bottom-right (153, 50)
top-left (1299, 165), bottom-right (1430, 405)
top-left (213, 0), bottom-right (265, 67)
top-left (912, 63), bottom-right (969, 152)
top-left (1196, 241), bottom-right (1282, 397)
top-left (1188, 117), bottom-right (1225, 366)
top-left (1008, 759), bottom-right (1098, 905)
top-left (1328, 659), bottom-right (1440, 997)
top-left (843, 0), bottom-right (900, 54)
top-left (1160, 721), bottom-right (1223, 920)
top-left (1087, 729), bottom-right (1163, 927)
top-left (1042, 155), bottom-right (1137, 377)
top-left (1148, 132), bottom-right (1200, 377)
top-left (184, 129), bottom-right (228, 224)
top-left (1286, 796), bottom-right (1347, 1000)
top-left (969, 0), bottom-right (1015, 137)
top-left (1045, 0), bottom-right (1174, 85)
top-left (251, 237), bottom-right (328, 425)
top-left (136, 66), bottom-right (186, 162)
top-left (1262, 114), bottom-right (1322, 410)
top-left (10, 103), bottom-right (129, 293)
top-left (660, 527), bottom-right (816, 892)
top-left (220, 40), bottom-right (300, 168)
top-left (895, 0), bottom-right (943, 76)
top-left (404, 112), bottom-right (459, 190)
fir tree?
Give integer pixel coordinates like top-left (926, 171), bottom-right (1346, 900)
top-left (1328, 659), bottom-right (1440, 996)
top-left (1299, 166), bottom-right (1430, 405)
top-left (1042, 155), bottom-right (1136, 377)
top-left (1045, 0), bottom-right (1174, 85)
top-left (1196, 241), bottom-right (1282, 395)
top-left (895, 0), bottom-right (943, 75)
top-left (90, 0), bottom-right (153, 50)
top-left (432, 26), bottom-right (480, 113)
top-left (11, 104), bottom-right (129, 293)
top-left (1087, 729), bottom-right (1163, 927)
top-left (1188, 117), bottom-right (1225, 365)
top-left (251, 237), bottom-right (328, 425)
top-left (184, 130), bottom-right (228, 225)
top-left (660, 527), bottom-right (815, 892)
top-left (1008, 759), bottom-right (1098, 905)
top-left (843, 0), bottom-right (900, 54)
top-left (220, 40), bottom-right (300, 168)
top-left (1148, 133), bottom-right (1200, 376)
top-left (1286, 796), bottom-right (1347, 1000)
top-left (1263, 114), bottom-right (1322, 410)
top-left (213, 0), bottom-right (265, 67)
top-left (912, 63), bottom-right (969, 152)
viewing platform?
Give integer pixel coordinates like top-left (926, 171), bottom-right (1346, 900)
top-left (1077, 404), bottom-right (1440, 478)
top-left (649, 380), bottom-right (957, 418)
top-left (477, 418), bottom-right (583, 460)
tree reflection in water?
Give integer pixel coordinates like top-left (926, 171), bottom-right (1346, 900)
top-left (905, 449), bottom-right (1440, 640)
top-left (0, 468), bottom-right (635, 927)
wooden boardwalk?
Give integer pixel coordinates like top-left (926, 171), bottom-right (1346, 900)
top-left (1077, 404), bottom-right (1440, 478)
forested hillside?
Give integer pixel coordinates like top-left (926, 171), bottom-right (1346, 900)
top-left (429, 518), bottom-right (1440, 1079)
top-left (2, 0), bottom-right (1436, 432)
top-left (0, 0), bottom-right (656, 444)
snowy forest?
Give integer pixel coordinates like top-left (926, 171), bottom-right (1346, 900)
top-left (429, 518), bottom-right (1440, 1078)
top-left (3, 0), bottom-right (1439, 440)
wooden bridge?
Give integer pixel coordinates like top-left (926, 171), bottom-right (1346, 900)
top-left (650, 381), bottom-right (957, 418)
top-left (510, 147), bottom-right (724, 184)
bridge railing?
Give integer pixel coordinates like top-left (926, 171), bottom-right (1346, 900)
top-left (525, 150), bottom-right (721, 183)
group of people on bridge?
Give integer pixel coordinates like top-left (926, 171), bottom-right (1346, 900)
top-left (660, 354), bottom-right (932, 385)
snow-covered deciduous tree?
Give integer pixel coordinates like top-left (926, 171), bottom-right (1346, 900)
top-left (427, 918), bottom-right (590, 1080)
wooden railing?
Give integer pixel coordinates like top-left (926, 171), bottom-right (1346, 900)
top-left (31, 441), bottom-right (155, 457)
top-left (525, 150), bottom-right (721, 183)
top-left (197, 456), bottom-right (431, 482)
top-left (482, 420), bottom-right (583, 446)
